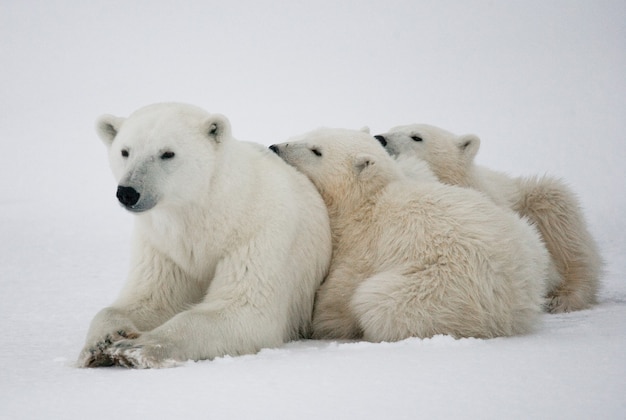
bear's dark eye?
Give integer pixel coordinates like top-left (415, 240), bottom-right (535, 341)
top-left (411, 136), bottom-right (423, 142)
top-left (121, 149), bottom-right (129, 158)
top-left (161, 151), bottom-right (175, 160)
top-left (311, 148), bottom-right (322, 157)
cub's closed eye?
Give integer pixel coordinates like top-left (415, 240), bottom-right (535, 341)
top-left (121, 149), bottom-right (129, 157)
top-left (161, 151), bottom-right (175, 160)
top-left (311, 148), bottom-right (322, 157)
top-left (411, 136), bottom-right (423, 142)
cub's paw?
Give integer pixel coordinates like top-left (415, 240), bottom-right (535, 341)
top-left (545, 292), bottom-right (589, 314)
top-left (77, 330), bottom-right (141, 368)
top-left (106, 336), bottom-right (179, 369)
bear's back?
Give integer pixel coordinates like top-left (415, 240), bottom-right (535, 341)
top-left (368, 180), bottom-right (530, 267)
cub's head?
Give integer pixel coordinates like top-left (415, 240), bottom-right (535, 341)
top-left (374, 124), bottom-right (480, 186)
top-left (96, 102), bottom-right (231, 212)
top-left (269, 128), bottom-right (400, 210)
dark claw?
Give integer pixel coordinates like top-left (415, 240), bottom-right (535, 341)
top-left (117, 330), bottom-right (141, 339)
top-left (113, 341), bottom-right (137, 350)
top-left (85, 352), bottom-right (115, 368)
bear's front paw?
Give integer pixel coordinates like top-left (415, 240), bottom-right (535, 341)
top-left (105, 335), bottom-right (180, 369)
top-left (77, 330), bottom-right (141, 368)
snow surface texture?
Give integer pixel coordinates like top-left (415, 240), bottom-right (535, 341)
top-left (1, 1), bottom-right (624, 419)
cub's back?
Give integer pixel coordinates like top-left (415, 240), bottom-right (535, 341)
top-left (371, 180), bottom-right (530, 266)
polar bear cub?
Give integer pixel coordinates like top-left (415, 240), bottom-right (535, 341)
top-left (374, 124), bottom-right (602, 313)
top-left (78, 103), bottom-right (332, 368)
top-left (270, 128), bottom-right (549, 341)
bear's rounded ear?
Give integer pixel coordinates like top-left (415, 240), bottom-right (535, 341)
top-left (96, 114), bottom-right (125, 147)
top-left (203, 113), bottom-right (231, 143)
top-left (360, 126), bottom-right (371, 134)
top-left (456, 134), bottom-right (480, 162)
top-left (354, 153), bottom-right (377, 176)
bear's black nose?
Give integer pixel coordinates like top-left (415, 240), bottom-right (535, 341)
top-left (374, 135), bottom-right (387, 147)
top-left (269, 144), bottom-right (280, 154)
top-left (117, 186), bottom-right (140, 207)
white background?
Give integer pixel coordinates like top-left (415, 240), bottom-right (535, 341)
top-left (1, 1), bottom-right (624, 419)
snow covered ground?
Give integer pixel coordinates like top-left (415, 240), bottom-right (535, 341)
top-left (1, 1), bottom-right (624, 419)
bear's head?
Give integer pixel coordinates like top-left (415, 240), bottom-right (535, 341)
top-left (269, 128), bottom-right (400, 212)
top-left (96, 102), bottom-right (231, 213)
top-left (374, 124), bottom-right (480, 186)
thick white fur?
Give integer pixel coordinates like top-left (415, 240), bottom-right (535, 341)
top-left (78, 103), bottom-right (332, 368)
top-left (271, 128), bottom-right (548, 341)
top-left (376, 124), bottom-right (602, 313)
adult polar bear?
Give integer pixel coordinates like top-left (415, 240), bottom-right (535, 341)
top-left (374, 124), bottom-right (602, 313)
top-left (78, 103), bottom-right (332, 368)
top-left (270, 128), bottom-right (548, 341)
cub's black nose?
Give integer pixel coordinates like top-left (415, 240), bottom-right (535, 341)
top-left (117, 186), bottom-right (140, 207)
top-left (374, 135), bottom-right (387, 147)
top-left (269, 144), bottom-right (279, 154)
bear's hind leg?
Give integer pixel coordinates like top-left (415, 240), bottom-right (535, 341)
top-left (351, 271), bottom-right (444, 342)
top-left (515, 176), bottom-right (603, 313)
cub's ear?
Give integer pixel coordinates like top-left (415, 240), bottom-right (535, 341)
top-left (456, 134), bottom-right (481, 162)
top-left (203, 113), bottom-right (231, 143)
top-left (95, 114), bottom-right (125, 147)
top-left (353, 153), bottom-right (377, 177)
top-left (359, 126), bottom-right (371, 134)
